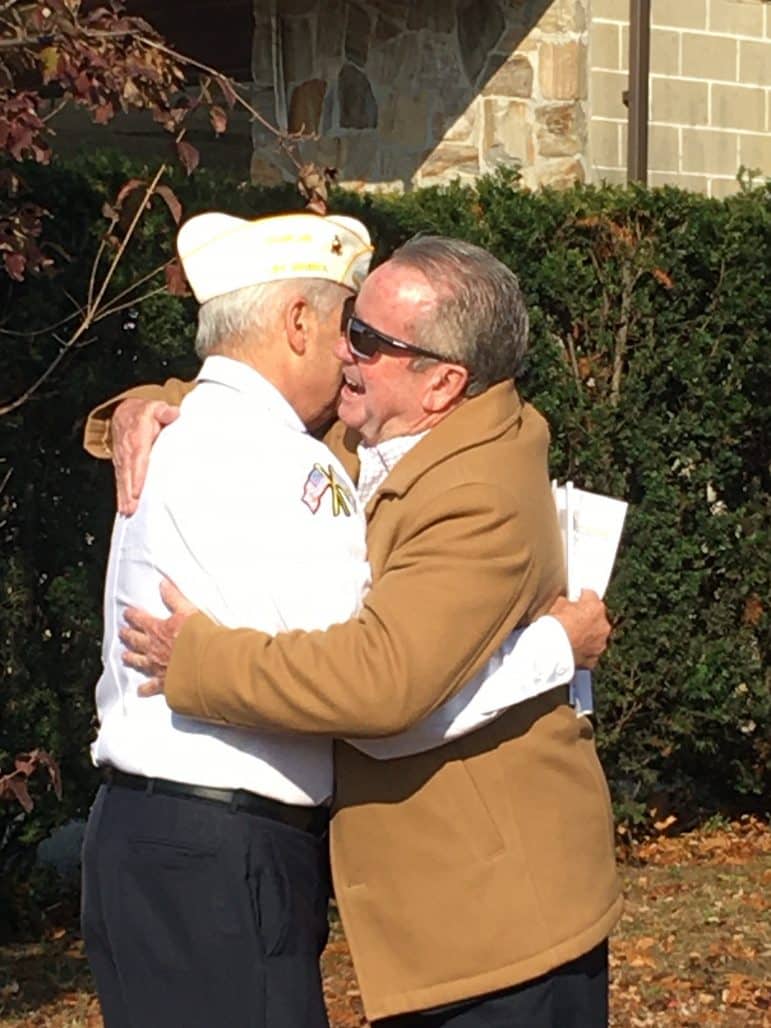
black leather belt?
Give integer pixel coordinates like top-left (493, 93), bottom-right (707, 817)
top-left (101, 767), bottom-right (329, 837)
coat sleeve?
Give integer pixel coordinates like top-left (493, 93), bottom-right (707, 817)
top-left (165, 481), bottom-right (554, 737)
top-left (83, 378), bottom-right (195, 459)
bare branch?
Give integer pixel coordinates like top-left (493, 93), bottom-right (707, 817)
top-left (0, 160), bottom-right (170, 415)
top-left (0, 336), bottom-right (76, 416)
top-left (0, 32), bottom-right (27, 51)
top-left (95, 283), bottom-right (167, 323)
top-left (610, 265), bottom-right (644, 409)
top-left (41, 97), bottom-right (70, 123)
top-left (82, 28), bottom-right (309, 171)
top-left (0, 308), bottom-right (81, 338)
top-left (0, 5), bottom-right (317, 416)
top-left (83, 162), bottom-right (168, 333)
top-left (559, 330), bottom-right (582, 388)
top-left (87, 225), bottom-right (115, 312)
top-left (97, 262), bottom-right (168, 312)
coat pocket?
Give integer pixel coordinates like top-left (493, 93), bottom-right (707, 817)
top-left (446, 758), bottom-right (506, 862)
top-left (339, 753), bottom-right (506, 890)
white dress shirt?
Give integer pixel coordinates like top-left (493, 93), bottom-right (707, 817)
top-left (92, 356), bottom-right (573, 800)
top-left (92, 356), bottom-right (369, 804)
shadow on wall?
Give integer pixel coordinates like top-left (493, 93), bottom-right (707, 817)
top-left (252, 0), bottom-right (561, 190)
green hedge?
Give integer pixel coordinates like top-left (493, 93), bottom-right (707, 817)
top-left (1, 154), bottom-right (768, 927)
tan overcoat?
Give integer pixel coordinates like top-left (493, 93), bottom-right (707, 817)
top-left (85, 380), bottom-right (622, 1020)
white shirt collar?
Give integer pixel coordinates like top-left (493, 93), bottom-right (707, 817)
top-left (196, 355), bottom-right (306, 434)
top-left (356, 432), bottom-right (428, 507)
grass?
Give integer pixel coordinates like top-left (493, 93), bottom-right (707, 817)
top-left (1, 817), bottom-right (768, 1027)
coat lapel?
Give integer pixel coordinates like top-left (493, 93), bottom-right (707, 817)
top-left (325, 380), bottom-right (524, 520)
top-left (367, 381), bottom-right (523, 514)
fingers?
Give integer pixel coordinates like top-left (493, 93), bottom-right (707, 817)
top-left (138, 679), bottom-right (164, 698)
top-left (550, 589), bottom-right (613, 670)
top-left (119, 624), bottom-right (149, 651)
top-left (119, 601), bottom-right (174, 697)
top-left (123, 605), bottom-right (160, 634)
top-left (120, 595), bottom-right (189, 702)
top-left (125, 402), bottom-right (164, 504)
top-left (121, 647), bottom-right (154, 671)
top-left (115, 448), bottom-right (138, 516)
top-left (156, 403), bottom-right (181, 428)
top-left (159, 578), bottom-right (197, 616)
top-left (575, 589), bottom-right (604, 616)
top-left (130, 443), bottom-right (151, 506)
top-left (112, 399), bottom-right (180, 517)
top-left (575, 591), bottom-right (611, 641)
top-left (119, 622), bottom-right (157, 674)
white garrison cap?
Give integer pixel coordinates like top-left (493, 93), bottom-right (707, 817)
top-left (176, 210), bottom-right (374, 303)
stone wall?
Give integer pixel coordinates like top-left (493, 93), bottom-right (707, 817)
top-left (251, 0), bottom-right (589, 191)
top-left (589, 0), bottom-right (771, 195)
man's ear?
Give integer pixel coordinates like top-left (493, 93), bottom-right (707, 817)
top-left (285, 296), bottom-right (313, 356)
top-left (422, 362), bottom-right (469, 413)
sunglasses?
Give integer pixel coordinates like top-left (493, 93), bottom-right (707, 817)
top-left (340, 295), bottom-right (449, 363)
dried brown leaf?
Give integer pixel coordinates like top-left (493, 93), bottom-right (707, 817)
top-left (155, 185), bottom-right (182, 225)
top-left (1, 774), bottom-right (33, 811)
top-left (115, 178), bottom-right (146, 210)
top-left (209, 104), bottom-right (228, 136)
top-left (214, 74), bottom-right (238, 108)
top-left (164, 258), bottom-right (190, 297)
top-left (652, 267), bottom-right (674, 289)
top-left (743, 594), bottom-right (763, 627)
top-left (3, 250), bottom-right (26, 280)
top-left (176, 140), bottom-right (199, 175)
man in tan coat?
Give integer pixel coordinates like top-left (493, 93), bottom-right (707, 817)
top-left (91, 235), bottom-right (622, 1026)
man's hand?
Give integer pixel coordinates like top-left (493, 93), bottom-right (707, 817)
top-left (120, 579), bottom-right (198, 696)
top-left (113, 398), bottom-right (180, 515)
top-left (550, 590), bottom-right (611, 670)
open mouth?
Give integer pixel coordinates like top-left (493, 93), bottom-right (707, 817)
top-left (342, 372), bottom-right (365, 395)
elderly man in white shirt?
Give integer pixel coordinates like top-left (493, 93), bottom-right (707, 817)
top-left (83, 211), bottom-right (606, 1028)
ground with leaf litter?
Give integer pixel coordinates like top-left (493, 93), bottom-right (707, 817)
top-left (1, 818), bottom-right (768, 1027)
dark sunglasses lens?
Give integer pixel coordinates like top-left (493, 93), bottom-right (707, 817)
top-left (347, 318), bottom-right (380, 358)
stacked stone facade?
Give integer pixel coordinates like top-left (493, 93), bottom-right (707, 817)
top-left (251, 0), bottom-right (769, 193)
top-left (251, 0), bottom-right (590, 191)
top-left (590, 0), bottom-right (771, 195)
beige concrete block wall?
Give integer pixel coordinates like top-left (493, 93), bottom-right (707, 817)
top-left (589, 0), bottom-right (771, 195)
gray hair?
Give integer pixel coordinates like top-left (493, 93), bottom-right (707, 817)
top-left (388, 235), bottom-right (529, 396)
top-left (195, 278), bottom-right (346, 358)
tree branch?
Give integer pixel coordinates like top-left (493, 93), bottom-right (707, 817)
top-left (84, 162), bottom-right (168, 331)
top-left (0, 158), bottom-right (171, 416)
top-left (83, 28), bottom-right (309, 170)
top-left (97, 261), bottom-right (168, 312)
top-left (95, 283), bottom-right (167, 324)
top-left (0, 308), bottom-right (80, 338)
top-left (0, 335), bottom-right (76, 415)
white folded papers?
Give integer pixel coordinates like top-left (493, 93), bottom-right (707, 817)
top-left (552, 481), bottom-right (628, 716)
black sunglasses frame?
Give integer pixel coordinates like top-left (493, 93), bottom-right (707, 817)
top-left (340, 296), bottom-right (449, 363)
